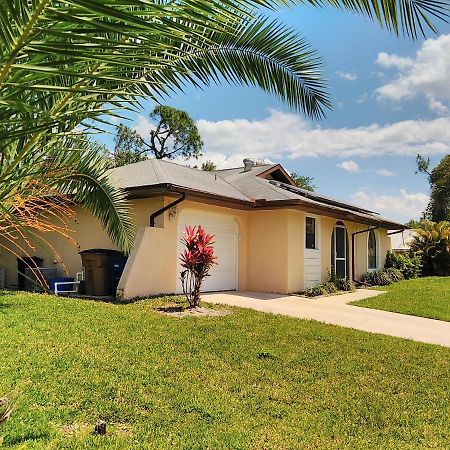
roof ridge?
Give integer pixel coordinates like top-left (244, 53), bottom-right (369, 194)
top-left (215, 163), bottom-right (274, 173)
top-left (152, 158), bottom-right (167, 183)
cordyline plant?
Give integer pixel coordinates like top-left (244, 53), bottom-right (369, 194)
top-left (180, 226), bottom-right (217, 308)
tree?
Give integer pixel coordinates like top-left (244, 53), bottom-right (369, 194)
top-left (290, 172), bottom-right (316, 191)
top-left (111, 106), bottom-right (203, 167)
top-left (201, 161), bottom-right (218, 172)
top-left (416, 154), bottom-right (450, 221)
top-left (410, 221), bottom-right (450, 276)
top-left (1, 137), bottom-right (134, 252)
top-left (110, 125), bottom-right (148, 168)
top-left (0, 1), bottom-right (446, 269)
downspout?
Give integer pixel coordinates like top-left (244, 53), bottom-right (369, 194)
top-left (149, 191), bottom-right (186, 227)
top-left (387, 229), bottom-right (406, 236)
top-left (351, 226), bottom-right (378, 281)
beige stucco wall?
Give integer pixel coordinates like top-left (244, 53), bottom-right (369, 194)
top-left (246, 209), bottom-right (305, 294)
top-left (0, 197), bottom-right (163, 288)
top-left (118, 198), bottom-right (250, 298)
top-left (1, 193), bottom-right (391, 296)
top-left (319, 217), bottom-right (390, 282)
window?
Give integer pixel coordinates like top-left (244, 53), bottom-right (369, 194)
top-left (306, 217), bottom-right (316, 249)
top-left (368, 229), bottom-right (377, 270)
top-left (332, 222), bottom-right (348, 278)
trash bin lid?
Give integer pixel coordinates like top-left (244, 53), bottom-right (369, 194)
top-left (79, 249), bottom-right (123, 255)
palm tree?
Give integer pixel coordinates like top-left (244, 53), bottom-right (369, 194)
top-left (0, 0), bottom-right (447, 272)
top-left (0, 136), bottom-right (134, 283)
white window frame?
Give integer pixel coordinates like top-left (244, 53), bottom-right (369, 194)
top-left (367, 228), bottom-right (379, 272)
top-left (333, 222), bottom-right (348, 279)
top-left (305, 216), bottom-right (318, 250)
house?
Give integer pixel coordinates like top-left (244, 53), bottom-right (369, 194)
top-left (389, 229), bottom-right (416, 253)
top-left (1, 158), bottom-right (405, 298)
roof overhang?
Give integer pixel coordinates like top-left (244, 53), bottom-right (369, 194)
top-left (125, 183), bottom-right (254, 210)
top-left (254, 199), bottom-right (406, 230)
top-left (124, 184), bottom-right (406, 230)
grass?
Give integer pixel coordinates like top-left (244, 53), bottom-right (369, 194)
top-left (0, 291), bottom-right (449, 449)
top-left (352, 277), bottom-right (450, 322)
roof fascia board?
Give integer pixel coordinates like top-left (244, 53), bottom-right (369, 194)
top-left (124, 183), bottom-right (404, 228)
top-left (125, 183), bottom-right (254, 209)
top-left (255, 199), bottom-right (405, 229)
top-left (257, 164), bottom-right (296, 186)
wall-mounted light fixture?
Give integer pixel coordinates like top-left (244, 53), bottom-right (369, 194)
top-left (168, 206), bottom-right (178, 222)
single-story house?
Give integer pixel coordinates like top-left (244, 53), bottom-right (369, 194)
top-left (1, 158), bottom-right (405, 298)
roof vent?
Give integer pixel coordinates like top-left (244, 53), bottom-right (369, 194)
top-left (243, 158), bottom-right (255, 172)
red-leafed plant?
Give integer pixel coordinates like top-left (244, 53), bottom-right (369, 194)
top-left (180, 226), bottom-right (217, 308)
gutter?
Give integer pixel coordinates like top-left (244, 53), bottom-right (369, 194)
top-left (149, 189), bottom-right (186, 227)
top-left (387, 229), bottom-right (407, 236)
top-left (351, 226), bottom-right (378, 281)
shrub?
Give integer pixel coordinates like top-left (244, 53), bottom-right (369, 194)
top-left (384, 250), bottom-right (421, 279)
top-left (327, 271), bottom-right (356, 292)
top-left (179, 226), bottom-right (216, 308)
top-left (337, 277), bottom-right (356, 292)
top-left (304, 281), bottom-right (338, 297)
top-left (303, 272), bottom-right (356, 297)
top-left (410, 221), bottom-right (450, 276)
top-left (360, 268), bottom-right (403, 287)
top-left (384, 267), bottom-right (404, 283)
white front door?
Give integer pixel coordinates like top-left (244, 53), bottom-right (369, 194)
top-left (304, 216), bottom-right (321, 288)
top-left (176, 209), bottom-right (238, 293)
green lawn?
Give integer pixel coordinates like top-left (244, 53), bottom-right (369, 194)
top-left (0, 291), bottom-right (449, 449)
top-left (352, 277), bottom-right (450, 322)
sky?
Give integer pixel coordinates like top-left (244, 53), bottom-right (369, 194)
top-left (96, 5), bottom-right (450, 224)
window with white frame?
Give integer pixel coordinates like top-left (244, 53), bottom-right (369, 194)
top-left (305, 217), bottom-right (316, 249)
top-left (368, 229), bottom-right (377, 270)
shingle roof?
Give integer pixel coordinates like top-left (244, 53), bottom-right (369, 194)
top-left (108, 159), bottom-right (406, 229)
top-left (109, 158), bottom-right (250, 202)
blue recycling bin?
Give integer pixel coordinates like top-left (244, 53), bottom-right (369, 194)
top-left (50, 277), bottom-right (75, 293)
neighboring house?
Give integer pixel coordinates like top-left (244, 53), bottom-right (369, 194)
top-left (389, 229), bottom-right (416, 253)
top-left (1, 159), bottom-right (405, 298)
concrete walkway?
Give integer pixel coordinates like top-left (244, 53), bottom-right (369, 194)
top-left (202, 290), bottom-right (450, 347)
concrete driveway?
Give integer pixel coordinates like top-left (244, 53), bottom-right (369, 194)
top-left (202, 289), bottom-right (450, 347)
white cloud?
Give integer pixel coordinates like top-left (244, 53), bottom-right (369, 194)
top-left (194, 110), bottom-right (450, 162)
top-left (352, 189), bottom-right (429, 223)
top-left (337, 71), bottom-right (357, 81)
top-left (428, 98), bottom-right (449, 115)
top-left (376, 52), bottom-right (413, 71)
top-left (134, 115), bottom-right (153, 139)
top-left (337, 160), bottom-right (360, 173)
top-left (376, 34), bottom-right (450, 112)
top-left (375, 168), bottom-right (396, 177)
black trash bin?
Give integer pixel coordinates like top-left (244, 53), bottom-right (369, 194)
top-left (111, 253), bottom-right (128, 295)
top-left (79, 249), bottom-right (126, 297)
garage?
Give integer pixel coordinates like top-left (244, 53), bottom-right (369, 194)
top-left (176, 209), bottom-right (239, 293)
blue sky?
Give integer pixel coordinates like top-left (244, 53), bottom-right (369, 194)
top-left (97, 5), bottom-right (450, 223)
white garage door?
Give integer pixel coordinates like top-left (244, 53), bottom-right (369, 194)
top-left (176, 209), bottom-right (238, 293)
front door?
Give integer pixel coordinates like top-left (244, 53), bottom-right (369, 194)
top-left (331, 222), bottom-right (348, 278)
